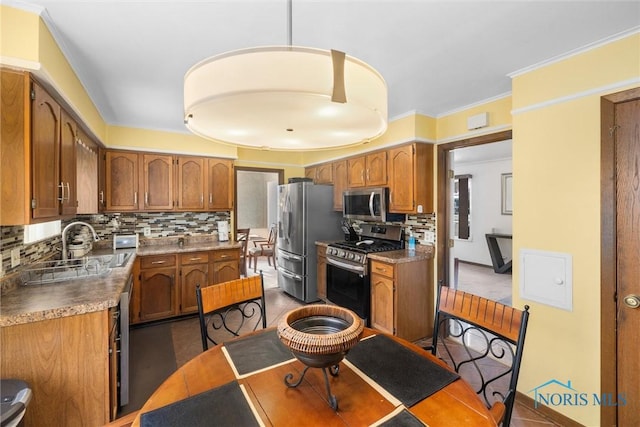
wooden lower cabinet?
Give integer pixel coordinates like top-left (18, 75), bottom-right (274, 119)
top-left (370, 258), bottom-right (432, 341)
top-left (0, 310), bottom-right (112, 426)
top-left (317, 245), bottom-right (327, 299)
top-left (132, 248), bottom-right (240, 324)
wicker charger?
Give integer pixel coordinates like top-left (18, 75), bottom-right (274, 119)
top-left (277, 304), bottom-right (364, 410)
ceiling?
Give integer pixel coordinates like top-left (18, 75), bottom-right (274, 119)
top-left (9, 1), bottom-right (640, 142)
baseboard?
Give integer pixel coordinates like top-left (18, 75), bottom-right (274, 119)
top-left (456, 259), bottom-right (493, 269)
top-left (516, 391), bottom-right (585, 427)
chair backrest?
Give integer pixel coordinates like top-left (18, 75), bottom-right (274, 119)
top-left (196, 274), bottom-right (267, 351)
top-left (429, 284), bottom-right (530, 426)
top-left (236, 228), bottom-right (250, 276)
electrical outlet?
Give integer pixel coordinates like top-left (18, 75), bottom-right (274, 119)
top-left (143, 226), bottom-right (151, 237)
top-left (424, 231), bottom-right (436, 244)
top-left (11, 248), bottom-right (20, 268)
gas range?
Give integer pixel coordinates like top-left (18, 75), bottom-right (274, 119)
top-left (326, 224), bottom-right (404, 274)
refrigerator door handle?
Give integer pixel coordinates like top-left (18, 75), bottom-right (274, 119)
top-left (280, 269), bottom-right (303, 281)
top-left (279, 252), bottom-right (303, 262)
top-left (369, 191), bottom-right (375, 218)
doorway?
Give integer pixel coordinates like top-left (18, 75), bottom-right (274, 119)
top-left (234, 167), bottom-right (284, 237)
top-left (436, 130), bottom-right (513, 298)
top-left (600, 87), bottom-right (640, 426)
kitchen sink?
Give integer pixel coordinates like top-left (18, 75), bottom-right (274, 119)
top-left (20, 252), bottom-right (132, 285)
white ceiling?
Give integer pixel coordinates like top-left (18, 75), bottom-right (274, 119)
top-left (8, 0), bottom-right (640, 139)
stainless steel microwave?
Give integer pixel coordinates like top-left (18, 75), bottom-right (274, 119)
top-left (343, 187), bottom-right (390, 222)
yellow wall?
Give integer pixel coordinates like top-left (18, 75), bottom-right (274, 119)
top-left (511, 33), bottom-right (639, 426)
top-left (436, 95), bottom-right (512, 141)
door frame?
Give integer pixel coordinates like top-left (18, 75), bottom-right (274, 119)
top-left (435, 130), bottom-right (513, 287)
top-left (600, 86), bottom-right (640, 426)
top-left (233, 166), bottom-right (284, 235)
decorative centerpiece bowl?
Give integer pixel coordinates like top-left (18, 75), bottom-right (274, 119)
top-left (277, 304), bottom-right (364, 410)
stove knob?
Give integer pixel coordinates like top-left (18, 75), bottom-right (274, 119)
top-left (338, 250), bottom-right (345, 257)
top-left (348, 253), bottom-right (355, 260)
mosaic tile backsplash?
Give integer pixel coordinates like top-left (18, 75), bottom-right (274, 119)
top-left (0, 212), bottom-right (230, 277)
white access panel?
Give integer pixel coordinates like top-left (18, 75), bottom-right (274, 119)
top-left (519, 249), bottom-right (572, 311)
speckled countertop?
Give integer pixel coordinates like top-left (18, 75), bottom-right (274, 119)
top-left (0, 239), bottom-right (242, 327)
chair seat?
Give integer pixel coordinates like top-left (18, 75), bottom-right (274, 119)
top-left (248, 246), bottom-right (273, 255)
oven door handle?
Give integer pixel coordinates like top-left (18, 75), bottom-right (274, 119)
top-left (327, 257), bottom-right (366, 274)
top-left (280, 269), bottom-right (303, 281)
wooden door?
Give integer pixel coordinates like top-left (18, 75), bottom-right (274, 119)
top-left (332, 160), bottom-right (348, 211)
top-left (181, 264), bottom-right (208, 314)
top-left (31, 82), bottom-right (61, 219)
top-left (142, 154), bottom-right (173, 210)
top-left (177, 156), bottom-right (205, 211)
top-left (208, 158), bottom-right (233, 210)
top-left (213, 260), bottom-right (239, 284)
top-left (614, 96), bottom-right (640, 424)
top-left (60, 110), bottom-right (78, 216)
top-left (370, 273), bottom-right (394, 334)
top-left (388, 145), bottom-right (414, 212)
top-left (98, 147), bottom-right (107, 212)
top-left (75, 128), bottom-right (98, 214)
top-left (139, 268), bottom-right (177, 321)
top-left (347, 156), bottom-right (366, 187)
top-left (106, 151), bottom-right (139, 211)
top-left (366, 151), bottom-right (387, 186)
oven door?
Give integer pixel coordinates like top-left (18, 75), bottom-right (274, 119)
top-left (326, 261), bottom-right (370, 323)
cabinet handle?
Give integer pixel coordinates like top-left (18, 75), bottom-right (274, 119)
top-left (145, 192), bottom-right (148, 206)
top-left (201, 194), bottom-right (204, 204)
top-left (219, 255), bottom-right (229, 259)
top-left (367, 169), bottom-right (370, 181)
top-left (65, 182), bottom-right (71, 201)
top-left (134, 192), bottom-right (138, 205)
top-left (389, 191), bottom-right (393, 206)
top-left (375, 266), bottom-right (387, 272)
top-left (151, 260), bottom-right (166, 265)
top-left (58, 182), bottom-right (65, 202)
top-left (189, 257), bottom-right (202, 261)
top-left (99, 190), bottom-right (104, 204)
top-left (361, 170), bottom-right (364, 182)
top-left (209, 194), bottom-right (213, 204)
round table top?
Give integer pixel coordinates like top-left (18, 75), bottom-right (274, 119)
top-left (132, 327), bottom-right (498, 427)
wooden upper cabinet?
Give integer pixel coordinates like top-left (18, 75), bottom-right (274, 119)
top-left (142, 154), bottom-right (174, 210)
top-left (176, 156), bottom-right (206, 211)
top-left (347, 152), bottom-right (387, 188)
top-left (388, 143), bottom-right (434, 214)
top-left (98, 147), bottom-right (107, 212)
top-left (31, 82), bottom-right (62, 220)
top-left (305, 167), bottom-right (317, 182)
top-left (75, 128), bottom-right (99, 214)
top-left (106, 151), bottom-right (139, 211)
top-left (60, 110), bottom-right (78, 216)
top-left (315, 163), bottom-right (333, 184)
top-left (207, 158), bottom-right (233, 210)
top-left (332, 160), bottom-right (348, 211)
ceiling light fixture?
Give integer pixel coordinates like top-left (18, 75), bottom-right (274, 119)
top-left (183, 0), bottom-right (387, 151)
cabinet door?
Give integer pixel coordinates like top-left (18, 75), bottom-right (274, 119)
top-left (98, 147), bottom-right (107, 212)
top-left (31, 82), bottom-right (61, 219)
top-left (142, 154), bottom-right (174, 210)
top-left (332, 160), bottom-right (348, 211)
top-left (208, 158), bottom-right (233, 210)
top-left (366, 151), bottom-right (387, 186)
top-left (388, 145), bottom-right (415, 212)
top-left (370, 273), bottom-right (395, 335)
top-left (176, 156), bottom-right (206, 211)
top-left (305, 167), bottom-right (317, 183)
top-left (347, 156), bottom-right (366, 187)
top-left (76, 128), bottom-right (98, 214)
top-left (106, 151), bottom-right (139, 211)
top-left (213, 260), bottom-right (240, 284)
top-left (317, 249), bottom-right (327, 299)
top-left (316, 163), bottom-right (333, 184)
top-left (59, 110), bottom-right (77, 216)
top-left (139, 267), bottom-right (178, 321)
top-left (181, 263), bottom-right (209, 314)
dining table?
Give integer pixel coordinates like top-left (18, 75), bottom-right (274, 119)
top-left (131, 327), bottom-right (498, 426)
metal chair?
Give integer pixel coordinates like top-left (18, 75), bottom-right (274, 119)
top-left (196, 274), bottom-right (267, 351)
top-left (247, 224), bottom-right (277, 272)
top-left (425, 284), bottom-right (530, 426)
top-left (236, 228), bottom-right (250, 277)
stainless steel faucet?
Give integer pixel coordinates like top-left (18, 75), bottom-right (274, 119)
top-left (62, 221), bottom-right (100, 260)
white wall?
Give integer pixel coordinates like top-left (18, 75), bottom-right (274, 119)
top-left (450, 157), bottom-right (512, 266)
top-left (237, 171), bottom-right (280, 229)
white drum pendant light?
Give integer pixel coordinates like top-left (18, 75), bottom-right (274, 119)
top-left (183, 2), bottom-right (387, 151)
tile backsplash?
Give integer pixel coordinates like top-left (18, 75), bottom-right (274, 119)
top-left (0, 211), bottom-right (230, 277)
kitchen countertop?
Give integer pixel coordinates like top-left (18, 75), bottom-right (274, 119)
top-left (0, 240), bottom-right (242, 327)
top-left (316, 240), bottom-right (435, 263)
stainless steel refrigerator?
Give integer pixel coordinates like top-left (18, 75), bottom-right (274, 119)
top-left (277, 181), bottom-right (343, 302)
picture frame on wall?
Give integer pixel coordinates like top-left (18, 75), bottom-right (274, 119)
top-left (501, 173), bottom-right (513, 215)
